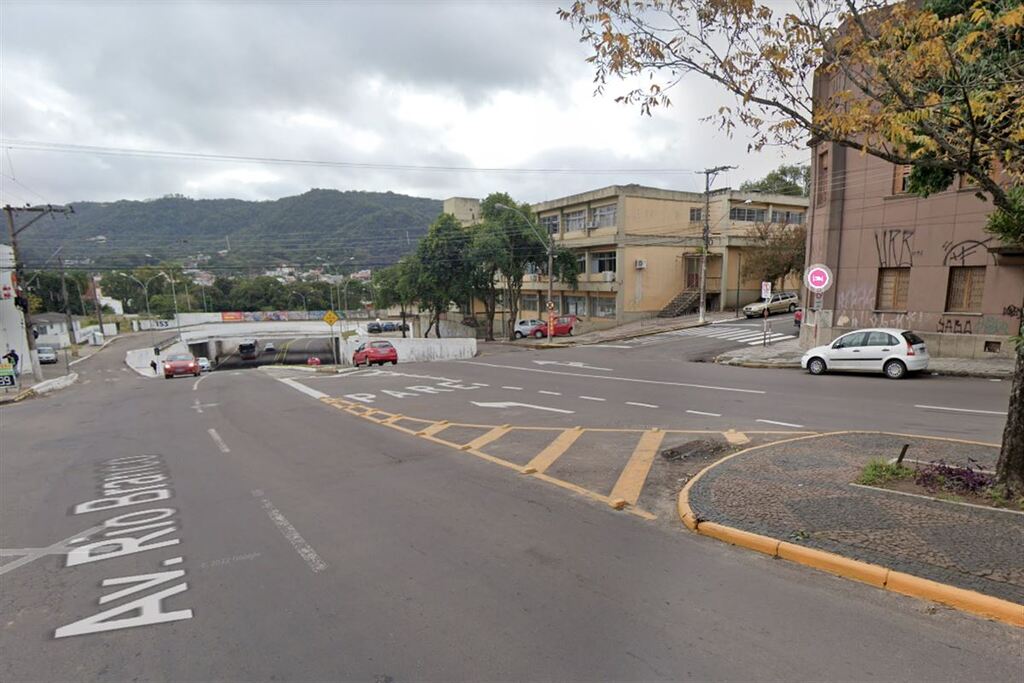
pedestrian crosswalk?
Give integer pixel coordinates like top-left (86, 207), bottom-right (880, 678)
top-left (614, 323), bottom-right (796, 347)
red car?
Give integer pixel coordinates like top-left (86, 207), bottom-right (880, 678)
top-left (163, 353), bottom-right (200, 379)
top-left (525, 315), bottom-right (577, 339)
top-left (352, 340), bottom-right (398, 367)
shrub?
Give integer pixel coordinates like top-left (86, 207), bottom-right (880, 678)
top-left (914, 459), bottom-right (993, 495)
top-left (857, 460), bottom-right (913, 486)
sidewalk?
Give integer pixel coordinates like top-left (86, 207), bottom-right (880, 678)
top-left (716, 339), bottom-right (1017, 378)
top-left (685, 433), bottom-right (1024, 607)
top-left (570, 311), bottom-right (735, 345)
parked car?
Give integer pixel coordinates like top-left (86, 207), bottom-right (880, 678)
top-left (36, 346), bottom-right (58, 364)
top-left (163, 353), bottom-right (200, 379)
top-left (306, 356), bottom-right (321, 366)
top-left (264, 342), bottom-right (276, 353)
top-left (523, 315), bottom-right (578, 339)
top-left (801, 328), bottom-right (929, 379)
top-left (513, 319), bottom-right (545, 339)
top-left (367, 321), bottom-right (382, 334)
top-left (353, 340), bottom-right (398, 367)
top-left (382, 321), bottom-right (397, 332)
top-left (743, 292), bottom-right (799, 318)
top-left (197, 357), bottom-right (212, 372)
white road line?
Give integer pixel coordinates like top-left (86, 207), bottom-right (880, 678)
top-left (472, 382), bottom-right (489, 387)
top-left (461, 362), bottom-right (766, 395)
top-left (747, 335), bottom-right (795, 346)
top-left (207, 428), bottom-right (231, 453)
top-left (277, 377), bottom-right (329, 400)
top-left (254, 494), bottom-right (328, 573)
top-left (914, 404), bottom-right (1007, 416)
top-left (687, 410), bottom-right (722, 417)
top-left (192, 374), bottom-right (209, 391)
top-left (538, 390), bottom-right (562, 396)
top-left (579, 395), bottom-right (606, 402)
top-left (501, 385), bottom-right (523, 390)
top-left (0, 525), bottom-right (105, 577)
top-left (626, 401), bottom-right (659, 408)
top-left (756, 419), bottom-right (805, 428)
top-left (594, 344), bottom-right (633, 349)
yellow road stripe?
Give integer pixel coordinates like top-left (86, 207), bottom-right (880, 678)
top-left (464, 426), bottom-right (513, 451)
top-left (417, 421), bottom-right (450, 437)
top-left (608, 429), bottom-right (666, 508)
top-left (724, 430), bottom-right (750, 445)
top-left (522, 428), bottom-right (584, 474)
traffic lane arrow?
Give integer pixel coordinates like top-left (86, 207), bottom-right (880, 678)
top-left (471, 401), bottom-right (575, 414)
top-left (532, 360), bottom-right (612, 371)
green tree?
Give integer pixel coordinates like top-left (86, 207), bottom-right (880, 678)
top-left (467, 220), bottom-right (511, 341)
top-left (559, 0), bottom-right (1024, 495)
top-left (414, 213), bottom-right (472, 338)
top-left (740, 164), bottom-right (810, 197)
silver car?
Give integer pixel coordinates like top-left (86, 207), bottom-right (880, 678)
top-left (36, 346), bottom-right (58, 364)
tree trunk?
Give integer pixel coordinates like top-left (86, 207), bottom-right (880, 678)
top-left (400, 306), bottom-right (407, 338)
top-left (506, 283), bottom-right (523, 341)
top-left (434, 308), bottom-right (443, 338)
top-left (484, 291), bottom-right (496, 342)
top-left (996, 347), bottom-right (1024, 495)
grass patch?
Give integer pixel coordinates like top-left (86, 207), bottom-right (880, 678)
top-left (857, 459), bottom-right (913, 486)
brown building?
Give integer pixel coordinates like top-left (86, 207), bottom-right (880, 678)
top-left (803, 142), bottom-right (1024, 358)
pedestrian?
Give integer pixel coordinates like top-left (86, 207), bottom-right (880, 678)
top-left (150, 359), bottom-right (158, 375)
top-left (794, 308), bottom-right (803, 330)
top-left (3, 348), bottom-right (19, 375)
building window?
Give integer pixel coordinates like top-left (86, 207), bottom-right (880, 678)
top-left (564, 209), bottom-right (587, 231)
top-left (592, 296), bottom-right (616, 318)
top-left (893, 164), bottom-right (912, 194)
top-left (575, 253), bottom-right (587, 274)
top-left (945, 266), bottom-right (985, 313)
top-left (771, 210), bottom-right (804, 225)
top-left (564, 295), bottom-right (587, 316)
top-left (522, 294), bottom-right (539, 311)
top-left (540, 214), bottom-right (560, 235)
top-left (590, 204), bottom-right (616, 228)
top-left (729, 206), bottom-right (767, 222)
top-left (689, 207), bottom-right (703, 222)
top-left (815, 150), bottom-right (829, 206)
top-left (592, 251), bottom-right (616, 273)
top-left (876, 267), bottom-right (910, 310)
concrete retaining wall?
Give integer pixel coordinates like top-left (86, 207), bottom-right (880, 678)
top-left (341, 337), bottom-right (476, 366)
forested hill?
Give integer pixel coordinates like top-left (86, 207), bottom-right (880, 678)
top-left (16, 189), bottom-right (442, 272)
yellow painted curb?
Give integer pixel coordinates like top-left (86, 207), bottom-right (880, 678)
top-left (676, 430), bottom-right (1024, 627)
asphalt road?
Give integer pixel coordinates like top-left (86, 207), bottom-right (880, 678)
top-left (1, 335), bottom-right (1019, 681)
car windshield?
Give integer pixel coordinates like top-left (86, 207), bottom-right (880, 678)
top-left (37, 347), bottom-right (54, 353)
top-left (371, 341), bottom-right (393, 348)
top-left (168, 354), bottom-right (193, 361)
top-left (902, 331), bottom-right (925, 345)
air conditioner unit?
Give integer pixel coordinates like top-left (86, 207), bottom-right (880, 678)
top-left (634, 259), bottom-right (647, 270)
top-left (602, 271), bottom-right (616, 282)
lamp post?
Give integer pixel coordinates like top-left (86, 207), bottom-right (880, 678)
top-left (118, 272), bottom-right (163, 348)
top-left (495, 203), bottom-right (554, 344)
top-left (158, 272), bottom-right (182, 342)
top-left (291, 291), bottom-right (307, 311)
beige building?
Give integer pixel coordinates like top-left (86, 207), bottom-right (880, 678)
top-left (452, 185), bottom-right (809, 330)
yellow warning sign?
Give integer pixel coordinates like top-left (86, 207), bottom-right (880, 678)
top-left (322, 310), bottom-right (340, 326)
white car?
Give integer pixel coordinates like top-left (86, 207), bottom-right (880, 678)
top-left (264, 342), bottom-right (276, 353)
top-left (36, 346), bottom-right (58, 364)
top-left (197, 357), bottom-right (212, 372)
top-left (801, 328), bottom-right (929, 379)
top-left (513, 319), bottom-right (544, 339)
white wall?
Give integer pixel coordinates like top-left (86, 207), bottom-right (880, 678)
top-left (341, 337), bottom-right (476, 366)
top-left (0, 245), bottom-right (32, 375)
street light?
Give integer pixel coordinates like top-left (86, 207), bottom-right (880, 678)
top-left (157, 272), bottom-right (182, 342)
top-left (495, 203), bottom-right (555, 344)
top-left (117, 271), bottom-right (163, 347)
top-left (291, 291), bottom-right (307, 311)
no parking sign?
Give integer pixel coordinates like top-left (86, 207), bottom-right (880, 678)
top-left (804, 264), bottom-right (833, 293)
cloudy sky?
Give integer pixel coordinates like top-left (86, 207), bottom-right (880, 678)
top-left (1, 0), bottom-right (806, 206)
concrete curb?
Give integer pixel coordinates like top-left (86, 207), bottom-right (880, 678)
top-left (575, 318), bottom-right (710, 346)
top-left (677, 431), bottom-right (1024, 628)
top-left (32, 372), bottom-right (79, 395)
top-left (714, 356), bottom-right (1013, 379)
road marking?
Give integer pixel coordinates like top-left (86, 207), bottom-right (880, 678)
top-left (207, 428), bottom-right (231, 453)
top-left (687, 410), bottom-right (722, 417)
top-left (724, 430), bottom-right (750, 445)
top-left (756, 419), bottom-right (805, 428)
top-left (470, 401), bottom-right (575, 414)
top-left (502, 385), bottom-right (523, 390)
top-left (192, 374), bottom-right (209, 391)
top-left (464, 426), bottom-right (513, 450)
top-left (0, 525), bottom-right (104, 577)
top-left (277, 377), bottom-right (329, 400)
top-left (522, 428), bottom-right (585, 474)
top-left (419, 421), bottom-right (450, 437)
top-left (914, 404), bottom-right (1007, 416)
top-left (461, 362), bottom-right (766, 395)
top-left (253, 493), bottom-right (327, 573)
top-left (191, 399), bottom-right (219, 414)
top-left (472, 382), bottom-right (489, 386)
top-left (609, 429), bottom-right (666, 508)
top-left (538, 390), bottom-right (562, 396)
top-left (534, 360), bottom-right (613, 371)
top-left (626, 401), bottom-right (659, 408)
top-left (578, 395), bottom-right (606, 402)
top-left (593, 344), bottom-right (632, 349)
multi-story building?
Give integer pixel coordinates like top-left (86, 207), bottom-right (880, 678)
top-left (447, 186), bottom-right (809, 329)
top-left (803, 109), bottom-right (1023, 359)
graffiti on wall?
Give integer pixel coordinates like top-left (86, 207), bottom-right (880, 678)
top-left (936, 317), bottom-right (973, 334)
top-left (875, 229), bottom-right (915, 267)
top-left (942, 238), bottom-right (993, 266)
top-left (936, 316), bottom-right (1010, 335)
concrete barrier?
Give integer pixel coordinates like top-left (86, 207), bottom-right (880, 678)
top-left (341, 337), bottom-right (476, 366)
top-left (32, 372), bottom-right (79, 395)
top-left (125, 342), bottom-right (190, 377)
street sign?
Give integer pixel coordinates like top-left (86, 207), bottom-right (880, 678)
top-left (0, 362), bottom-right (17, 389)
top-left (804, 264), bottom-right (834, 293)
top-left (814, 291), bottom-right (824, 310)
top-left (760, 281), bottom-right (772, 300)
top-left (545, 300), bottom-right (556, 311)
top-left (322, 310), bottom-right (340, 326)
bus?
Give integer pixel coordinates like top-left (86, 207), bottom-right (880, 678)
top-left (238, 340), bottom-right (258, 361)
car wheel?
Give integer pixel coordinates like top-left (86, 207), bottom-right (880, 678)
top-left (884, 359), bottom-right (907, 379)
top-left (788, 303), bottom-right (796, 312)
top-left (514, 331), bottom-right (523, 339)
top-left (391, 360), bottom-right (397, 365)
top-left (568, 327), bottom-right (573, 336)
top-left (534, 330), bottom-right (544, 339)
top-left (807, 357), bottom-right (827, 375)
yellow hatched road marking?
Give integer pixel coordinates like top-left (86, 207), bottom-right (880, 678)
top-left (521, 427), bottom-right (584, 474)
top-left (417, 421), bottom-right (450, 437)
top-left (608, 429), bottom-right (666, 508)
top-left (464, 426), bottom-right (513, 451)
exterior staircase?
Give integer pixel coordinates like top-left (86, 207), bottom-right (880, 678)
top-left (658, 289), bottom-right (702, 318)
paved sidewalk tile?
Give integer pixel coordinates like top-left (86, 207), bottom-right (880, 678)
top-left (688, 433), bottom-right (1024, 604)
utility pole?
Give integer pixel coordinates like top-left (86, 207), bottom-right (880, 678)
top-left (57, 255), bottom-right (79, 358)
top-left (3, 203), bottom-right (75, 382)
top-left (697, 166), bottom-right (736, 323)
top-left (91, 274), bottom-right (106, 339)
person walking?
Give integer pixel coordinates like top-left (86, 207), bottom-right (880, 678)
top-left (3, 348), bottom-right (20, 375)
